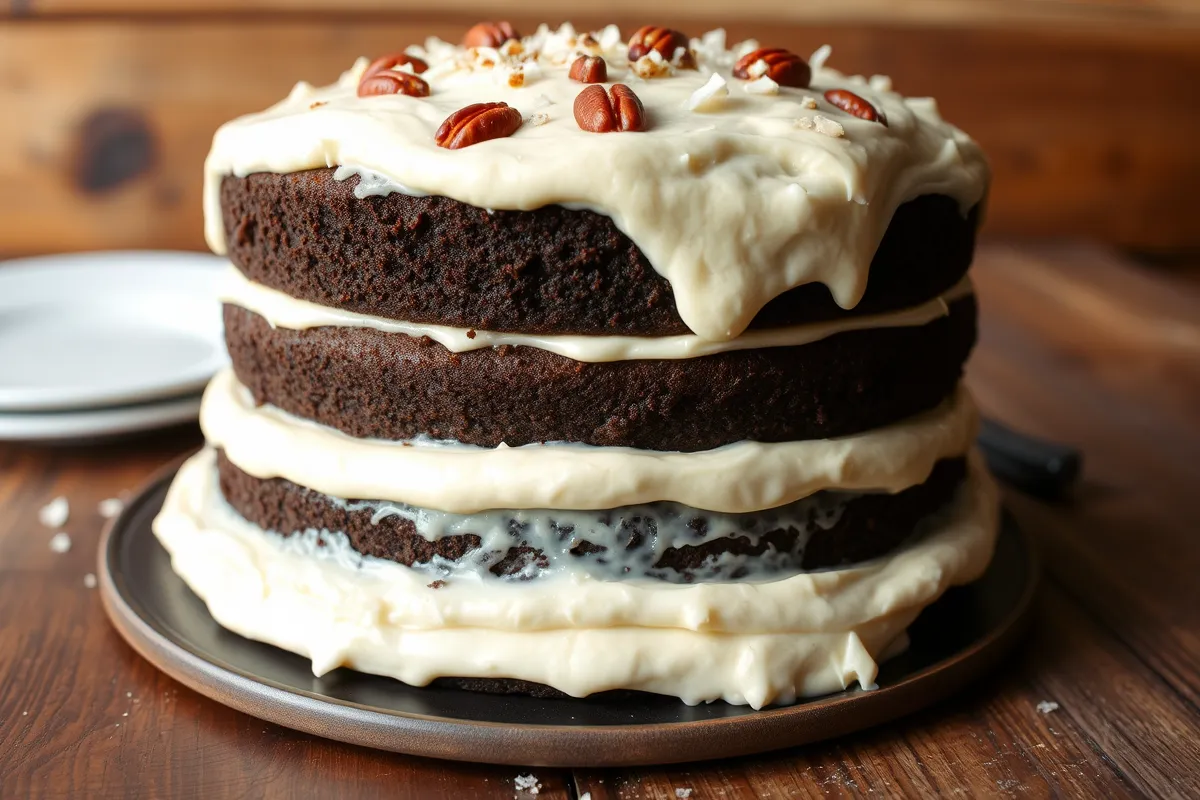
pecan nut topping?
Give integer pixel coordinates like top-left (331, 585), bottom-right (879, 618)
top-left (568, 55), bottom-right (608, 84)
top-left (358, 71), bottom-right (430, 98)
top-left (463, 21), bottom-right (520, 49)
top-left (573, 84), bottom-right (646, 133)
top-left (435, 102), bottom-right (523, 149)
top-left (363, 52), bottom-right (428, 77)
top-left (732, 48), bottom-right (810, 88)
top-left (627, 25), bottom-right (695, 68)
top-left (824, 88), bottom-right (887, 125)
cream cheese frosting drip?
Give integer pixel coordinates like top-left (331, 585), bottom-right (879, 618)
top-left (152, 447), bottom-right (999, 706)
top-left (220, 264), bottom-right (973, 362)
top-left (203, 24), bottom-right (989, 341)
top-left (202, 367), bottom-right (979, 514)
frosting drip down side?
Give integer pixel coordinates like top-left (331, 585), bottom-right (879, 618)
top-left (203, 24), bottom-right (989, 340)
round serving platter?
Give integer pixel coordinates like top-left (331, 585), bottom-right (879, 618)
top-left (100, 457), bottom-right (1038, 767)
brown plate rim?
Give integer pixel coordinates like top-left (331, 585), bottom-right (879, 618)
top-left (99, 454), bottom-right (1039, 767)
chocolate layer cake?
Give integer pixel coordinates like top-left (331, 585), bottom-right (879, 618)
top-left (155, 22), bottom-right (999, 708)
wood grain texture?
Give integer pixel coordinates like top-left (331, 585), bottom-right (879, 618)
top-left (2, 241), bottom-right (1200, 796)
top-left (1, 18), bottom-right (1199, 254)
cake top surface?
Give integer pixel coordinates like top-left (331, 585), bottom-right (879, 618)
top-left (204, 23), bottom-right (988, 341)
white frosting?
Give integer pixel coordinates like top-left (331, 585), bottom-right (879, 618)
top-left (220, 264), bottom-right (973, 362)
top-left (152, 447), bottom-right (999, 706)
top-left (202, 368), bottom-right (978, 514)
top-left (203, 24), bottom-right (988, 341)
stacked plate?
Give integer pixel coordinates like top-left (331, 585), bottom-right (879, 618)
top-left (0, 251), bottom-right (227, 443)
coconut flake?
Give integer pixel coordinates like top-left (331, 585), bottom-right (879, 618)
top-left (687, 73), bottom-right (729, 112)
top-left (800, 95), bottom-right (819, 109)
top-left (747, 59), bottom-right (769, 78)
top-left (810, 44), bottom-right (833, 70)
top-left (529, 112), bottom-right (550, 126)
top-left (814, 115), bottom-right (846, 137)
top-left (743, 75), bottom-right (780, 95)
top-left (1037, 700), bottom-right (1060, 714)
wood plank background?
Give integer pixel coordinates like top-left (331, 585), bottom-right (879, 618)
top-left (2, 2), bottom-right (1199, 256)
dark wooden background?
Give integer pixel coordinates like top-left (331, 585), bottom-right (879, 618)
top-left (3, 242), bottom-right (1200, 797)
top-left (2, 0), bottom-right (1200, 256)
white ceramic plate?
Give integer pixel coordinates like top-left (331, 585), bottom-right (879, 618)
top-left (0, 393), bottom-right (203, 443)
top-left (0, 251), bottom-right (227, 412)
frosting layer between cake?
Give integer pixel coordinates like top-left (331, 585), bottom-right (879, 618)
top-left (153, 447), bottom-right (999, 707)
top-left (204, 24), bottom-right (988, 340)
top-left (202, 368), bottom-right (979, 514)
top-left (220, 264), bottom-right (972, 361)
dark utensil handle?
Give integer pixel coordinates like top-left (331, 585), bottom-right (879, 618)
top-left (978, 418), bottom-right (1083, 500)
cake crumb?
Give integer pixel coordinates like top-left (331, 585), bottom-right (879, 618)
top-left (39, 497), bottom-right (70, 528)
top-left (49, 532), bottom-right (72, 554)
top-left (676, 790), bottom-right (693, 799)
top-left (514, 774), bottom-right (541, 794)
top-left (84, 573), bottom-right (97, 589)
top-left (1037, 700), bottom-right (1060, 714)
top-left (98, 498), bottom-right (125, 519)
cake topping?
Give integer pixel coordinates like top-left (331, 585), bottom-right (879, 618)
top-left (568, 55), bottom-right (608, 84)
top-left (627, 25), bottom-right (695, 68)
top-left (825, 88), bottom-right (887, 125)
top-left (435, 102), bottom-right (523, 148)
top-left (463, 21), bottom-right (519, 49)
top-left (574, 84), bottom-right (646, 133)
top-left (358, 71), bottom-right (430, 98)
top-left (732, 48), bottom-right (810, 88)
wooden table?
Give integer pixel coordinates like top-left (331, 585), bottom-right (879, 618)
top-left (2, 241), bottom-right (1198, 798)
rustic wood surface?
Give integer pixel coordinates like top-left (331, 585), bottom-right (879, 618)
top-left (1, 240), bottom-right (1198, 797)
top-left (1, 11), bottom-right (1199, 255)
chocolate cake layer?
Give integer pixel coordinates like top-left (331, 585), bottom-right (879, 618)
top-left (217, 449), bottom-right (967, 580)
top-left (221, 169), bottom-right (979, 336)
top-left (224, 297), bottom-right (976, 450)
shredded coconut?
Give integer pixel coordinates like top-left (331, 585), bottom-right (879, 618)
top-left (633, 51), bottom-right (672, 79)
top-left (810, 44), bottom-right (833, 70)
top-left (49, 532), bottom-right (72, 554)
top-left (99, 497), bottom-right (125, 519)
top-left (1037, 701), bottom-right (1060, 714)
top-left (743, 75), bottom-right (780, 95)
top-left (747, 59), bottom-right (769, 78)
top-left (800, 95), bottom-right (819, 109)
top-left (39, 497), bottom-right (69, 528)
top-left (529, 112), bottom-right (550, 127)
top-left (814, 115), bottom-right (845, 138)
top-left (84, 573), bottom-right (97, 589)
top-left (687, 73), bottom-right (729, 112)
top-left (514, 774), bottom-right (541, 794)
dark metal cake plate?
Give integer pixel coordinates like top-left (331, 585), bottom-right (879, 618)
top-left (99, 457), bottom-right (1038, 767)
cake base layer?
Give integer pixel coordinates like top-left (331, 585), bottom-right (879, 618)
top-left (223, 297), bottom-right (976, 449)
top-left (151, 447), bottom-right (1000, 708)
top-left (217, 449), bottom-right (967, 580)
top-left (221, 170), bottom-right (979, 336)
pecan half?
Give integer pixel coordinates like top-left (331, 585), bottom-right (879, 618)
top-left (358, 71), bottom-right (430, 98)
top-left (627, 26), bottom-right (695, 68)
top-left (463, 21), bottom-right (520, 49)
top-left (363, 52), bottom-right (428, 77)
top-left (569, 55), bottom-right (608, 84)
top-left (574, 84), bottom-right (646, 133)
top-left (732, 48), bottom-right (810, 88)
top-left (435, 102), bottom-right (523, 149)
top-left (824, 88), bottom-right (887, 125)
